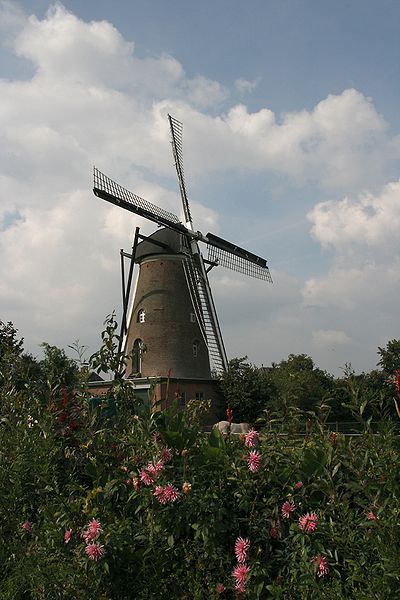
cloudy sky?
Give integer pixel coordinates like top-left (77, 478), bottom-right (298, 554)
top-left (1, 0), bottom-right (399, 375)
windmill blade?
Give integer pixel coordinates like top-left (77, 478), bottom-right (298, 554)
top-left (195, 253), bottom-right (228, 374)
top-left (182, 247), bottom-right (228, 374)
top-left (93, 167), bottom-right (188, 235)
top-left (206, 232), bottom-right (273, 282)
top-left (168, 115), bottom-right (193, 227)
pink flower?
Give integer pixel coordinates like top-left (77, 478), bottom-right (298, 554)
top-left (83, 518), bottom-right (102, 543)
top-left (153, 485), bottom-right (167, 503)
top-left (160, 447), bottom-right (172, 464)
top-left (216, 583), bottom-right (226, 593)
top-left (281, 501), bottom-right (296, 519)
top-left (244, 429), bottom-right (259, 448)
top-left (163, 483), bottom-right (180, 503)
top-left (139, 468), bottom-right (155, 486)
top-left (232, 564), bottom-right (250, 593)
top-left (64, 528), bottom-right (72, 544)
top-left (311, 555), bottom-right (329, 577)
top-left (21, 521), bottom-right (32, 533)
top-left (235, 537), bottom-right (250, 564)
top-left (247, 450), bottom-right (262, 473)
top-left (299, 512), bottom-right (318, 533)
top-left (145, 463), bottom-right (158, 477)
top-left (155, 460), bottom-right (165, 473)
top-left (153, 484), bottom-right (180, 504)
top-left (85, 542), bottom-right (106, 561)
top-left (294, 481), bottom-right (303, 490)
top-left (367, 511), bottom-right (379, 521)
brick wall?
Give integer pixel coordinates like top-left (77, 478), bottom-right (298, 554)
top-left (125, 255), bottom-right (211, 379)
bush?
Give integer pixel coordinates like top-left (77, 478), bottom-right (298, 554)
top-left (0, 320), bottom-right (399, 598)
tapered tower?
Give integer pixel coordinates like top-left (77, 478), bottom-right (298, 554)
top-left (125, 228), bottom-right (211, 379)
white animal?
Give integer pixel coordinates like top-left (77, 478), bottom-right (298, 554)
top-left (215, 421), bottom-right (250, 434)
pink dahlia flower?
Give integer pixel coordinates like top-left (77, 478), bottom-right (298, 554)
top-left (367, 511), bottom-right (379, 521)
top-left (215, 582), bottom-right (225, 593)
top-left (83, 518), bottom-right (102, 543)
top-left (281, 500), bottom-right (296, 519)
top-left (85, 542), bottom-right (106, 561)
top-left (311, 555), bottom-right (329, 577)
top-left (235, 536), bottom-right (250, 564)
top-left (21, 521), bottom-right (32, 533)
top-left (294, 481), bottom-right (303, 490)
top-left (139, 468), bottom-right (155, 486)
top-left (155, 460), bottom-right (165, 473)
top-left (232, 564), bottom-right (250, 593)
top-left (64, 528), bottom-right (72, 544)
top-left (163, 483), bottom-right (180, 503)
top-left (160, 447), bottom-right (172, 464)
top-left (299, 512), bottom-right (318, 533)
top-left (153, 484), bottom-right (180, 504)
top-left (247, 450), bottom-right (262, 473)
top-left (145, 463), bottom-right (158, 477)
top-left (244, 429), bottom-right (259, 448)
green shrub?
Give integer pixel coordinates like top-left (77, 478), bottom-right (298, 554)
top-left (0, 319), bottom-right (399, 598)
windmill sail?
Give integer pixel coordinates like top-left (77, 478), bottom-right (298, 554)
top-left (168, 115), bottom-right (192, 227)
top-left (169, 115), bottom-right (228, 373)
top-left (93, 167), bottom-right (185, 233)
top-left (206, 232), bottom-right (272, 282)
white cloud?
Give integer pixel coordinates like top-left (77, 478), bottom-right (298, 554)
top-left (234, 77), bottom-right (261, 95)
top-left (312, 329), bottom-right (351, 348)
top-left (184, 76), bottom-right (229, 109)
top-left (308, 180), bottom-right (400, 251)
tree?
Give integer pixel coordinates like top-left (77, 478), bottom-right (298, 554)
top-left (377, 339), bottom-right (400, 375)
top-left (219, 357), bottom-right (276, 423)
top-left (0, 320), bottom-right (23, 360)
top-left (268, 354), bottom-right (334, 414)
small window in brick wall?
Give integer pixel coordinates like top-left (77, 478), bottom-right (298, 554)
top-left (137, 309), bottom-right (146, 323)
top-left (192, 340), bottom-right (200, 358)
top-left (132, 339), bottom-right (144, 375)
top-left (195, 392), bottom-right (204, 402)
top-left (190, 312), bottom-right (196, 323)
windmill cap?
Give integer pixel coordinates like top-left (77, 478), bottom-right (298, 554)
top-left (135, 227), bottom-right (184, 262)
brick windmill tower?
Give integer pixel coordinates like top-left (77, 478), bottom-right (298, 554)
top-left (92, 115), bottom-right (272, 412)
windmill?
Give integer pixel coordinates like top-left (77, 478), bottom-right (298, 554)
top-left (92, 115), bottom-right (272, 390)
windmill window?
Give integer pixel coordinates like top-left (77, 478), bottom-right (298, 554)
top-left (190, 312), bottom-right (196, 323)
top-left (137, 309), bottom-right (146, 323)
top-left (132, 339), bottom-right (144, 375)
top-left (192, 340), bottom-right (200, 358)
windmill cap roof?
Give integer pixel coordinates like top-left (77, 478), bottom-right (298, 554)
top-left (135, 227), bottom-right (184, 261)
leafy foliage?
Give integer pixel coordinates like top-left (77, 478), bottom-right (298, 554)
top-left (1, 321), bottom-right (399, 598)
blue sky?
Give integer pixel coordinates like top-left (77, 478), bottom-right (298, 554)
top-left (0, 0), bottom-right (399, 374)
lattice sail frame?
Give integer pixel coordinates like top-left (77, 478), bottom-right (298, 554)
top-left (207, 244), bottom-right (272, 281)
top-left (93, 167), bottom-right (181, 227)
